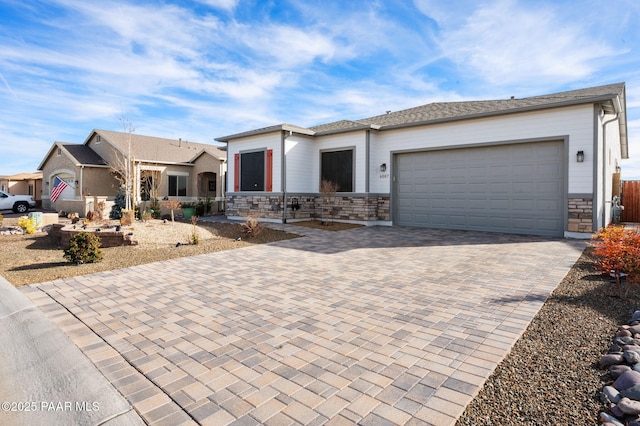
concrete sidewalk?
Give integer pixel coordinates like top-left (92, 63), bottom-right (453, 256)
top-left (0, 277), bottom-right (144, 426)
top-left (17, 225), bottom-right (585, 425)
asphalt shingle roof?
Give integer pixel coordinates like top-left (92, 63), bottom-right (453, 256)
top-left (312, 82), bottom-right (626, 134)
top-left (62, 144), bottom-right (108, 166)
top-left (94, 130), bottom-right (225, 163)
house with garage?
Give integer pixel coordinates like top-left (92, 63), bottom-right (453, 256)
top-left (0, 172), bottom-right (43, 206)
top-left (216, 82), bottom-right (628, 238)
top-left (38, 129), bottom-right (226, 216)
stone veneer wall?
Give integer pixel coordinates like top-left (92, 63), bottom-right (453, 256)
top-left (226, 193), bottom-right (391, 223)
top-left (322, 195), bottom-right (390, 222)
top-left (225, 194), bottom-right (285, 220)
top-left (567, 197), bottom-right (593, 233)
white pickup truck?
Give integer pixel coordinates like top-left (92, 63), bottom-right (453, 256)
top-left (0, 190), bottom-right (36, 213)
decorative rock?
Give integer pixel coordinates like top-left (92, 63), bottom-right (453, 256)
top-left (600, 411), bottom-right (625, 426)
top-left (613, 370), bottom-right (640, 391)
top-left (605, 385), bottom-right (622, 403)
top-left (610, 365), bottom-right (632, 379)
top-left (618, 397), bottom-right (640, 415)
top-left (615, 336), bottom-right (636, 346)
top-left (633, 364), bottom-right (640, 373)
top-left (624, 351), bottom-right (640, 364)
top-left (618, 329), bottom-right (633, 337)
top-left (621, 384), bottom-right (640, 400)
top-left (0, 226), bottom-right (23, 236)
top-left (631, 310), bottom-right (640, 322)
top-left (602, 354), bottom-right (626, 368)
top-left (611, 343), bottom-right (624, 354)
top-left (629, 325), bottom-right (640, 335)
top-left (610, 403), bottom-right (624, 418)
top-left (614, 371), bottom-right (640, 391)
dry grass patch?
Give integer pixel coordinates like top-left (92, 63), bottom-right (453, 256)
top-left (0, 218), bottom-right (299, 287)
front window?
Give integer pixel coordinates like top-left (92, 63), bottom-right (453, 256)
top-left (240, 151), bottom-right (265, 191)
top-left (168, 175), bottom-right (187, 197)
top-left (141, 171), bottom-right (160, 201)
top-left (321, 149), bottom-right (353, 192)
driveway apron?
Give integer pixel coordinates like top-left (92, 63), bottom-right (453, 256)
top-left (20, 225), bottom-right (584, 425)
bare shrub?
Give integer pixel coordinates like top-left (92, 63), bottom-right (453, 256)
top-left (320, 179), bottom-right (339, 224)
top-left (86, 210), bottom-right (99, 222)
top-left (241, 215), bottom-right (264, 238)
top-left (161, 198), bottom-right (182, 223)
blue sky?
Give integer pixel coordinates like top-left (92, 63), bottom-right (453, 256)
top-left (1, 0), bottom-right (640, 178)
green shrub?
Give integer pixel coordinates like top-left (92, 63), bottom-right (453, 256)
top-left (64, 232), bottom-right (103, 264)
top-left (149, 198), bottom-right (161, 219)
top-left (109, 190), bottom-right (126, 219)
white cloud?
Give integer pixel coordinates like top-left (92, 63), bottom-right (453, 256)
top-left (419, 0), bottom-right (618, 87)
top-left (195, 0), bottom-right (239, 11)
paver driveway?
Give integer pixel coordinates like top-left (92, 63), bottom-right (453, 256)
top-left (20, 225), bottom-right (584, 425)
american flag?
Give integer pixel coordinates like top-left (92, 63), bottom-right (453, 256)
top-left (50, 176), bottom-right (68, 203)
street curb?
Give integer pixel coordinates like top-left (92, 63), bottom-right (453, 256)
top-left (0, 277), bottom-right (145, 426)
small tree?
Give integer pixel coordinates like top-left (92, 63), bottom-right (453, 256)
top-left (64, 232), bottom-right (103, 264)
top-left (189, 216), bottom-right (200, 245)
top-left (109, 189), bottom-right (126, 219)
top-left (162, 198), bottom-right (181, 223)
top-left (108, 114), bottom-right (136, 211)
top-left (592, 225), bottom-right (640, 298)
top-left (320, 179), bottom-right (339, 225)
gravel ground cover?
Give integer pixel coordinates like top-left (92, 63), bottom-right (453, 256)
top-left (0, 217), bottom-right (299, 287)
top-left (457, 248), bottom-right (640, 425)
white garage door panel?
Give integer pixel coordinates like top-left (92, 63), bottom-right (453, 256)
top-left (395, 141), bottom-right (564, 236)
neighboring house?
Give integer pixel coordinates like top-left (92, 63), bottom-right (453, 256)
top-left (38, 129), bottom-right (226, 216)
top-left (217, 83), bottom-right (628, 238)
top-left (0, 172), bottom-right (43, 206)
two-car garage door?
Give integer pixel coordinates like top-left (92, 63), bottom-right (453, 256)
top-left (394, 141), bottom-right (565, 237)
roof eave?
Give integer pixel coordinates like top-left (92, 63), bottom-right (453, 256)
top-left (216, 124), bottom-right (315, 142)
top-left (615, 87), bottom-right (629, 159)
top-left (37, 142), bottom-right (76, 171)
top-left (313, 124), bottom-right (381, 137)
top-left (133, 159), bottom-right (195, 166)
top-left (377, 94), bottom-right (626, 132)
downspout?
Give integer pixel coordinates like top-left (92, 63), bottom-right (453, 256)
top-left (80, 165), bottom-right (84, 200)
top-left (601, 111), bottom-right (620, 228)
top-left (281, 131), bottom-right (289, 223)
top-left (365, 130), bottom-right (370, 193)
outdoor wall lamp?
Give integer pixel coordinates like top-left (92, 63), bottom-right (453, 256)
top-left (576, 151), bottom-right (585, 163)
top-left (380, 163), bottom-right (387, 172)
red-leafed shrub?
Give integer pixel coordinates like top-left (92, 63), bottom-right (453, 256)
top-left (592, 225), bottom-right (640, 298)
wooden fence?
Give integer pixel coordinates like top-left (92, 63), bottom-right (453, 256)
top-left (621, 180), bottom-right (640, 223)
